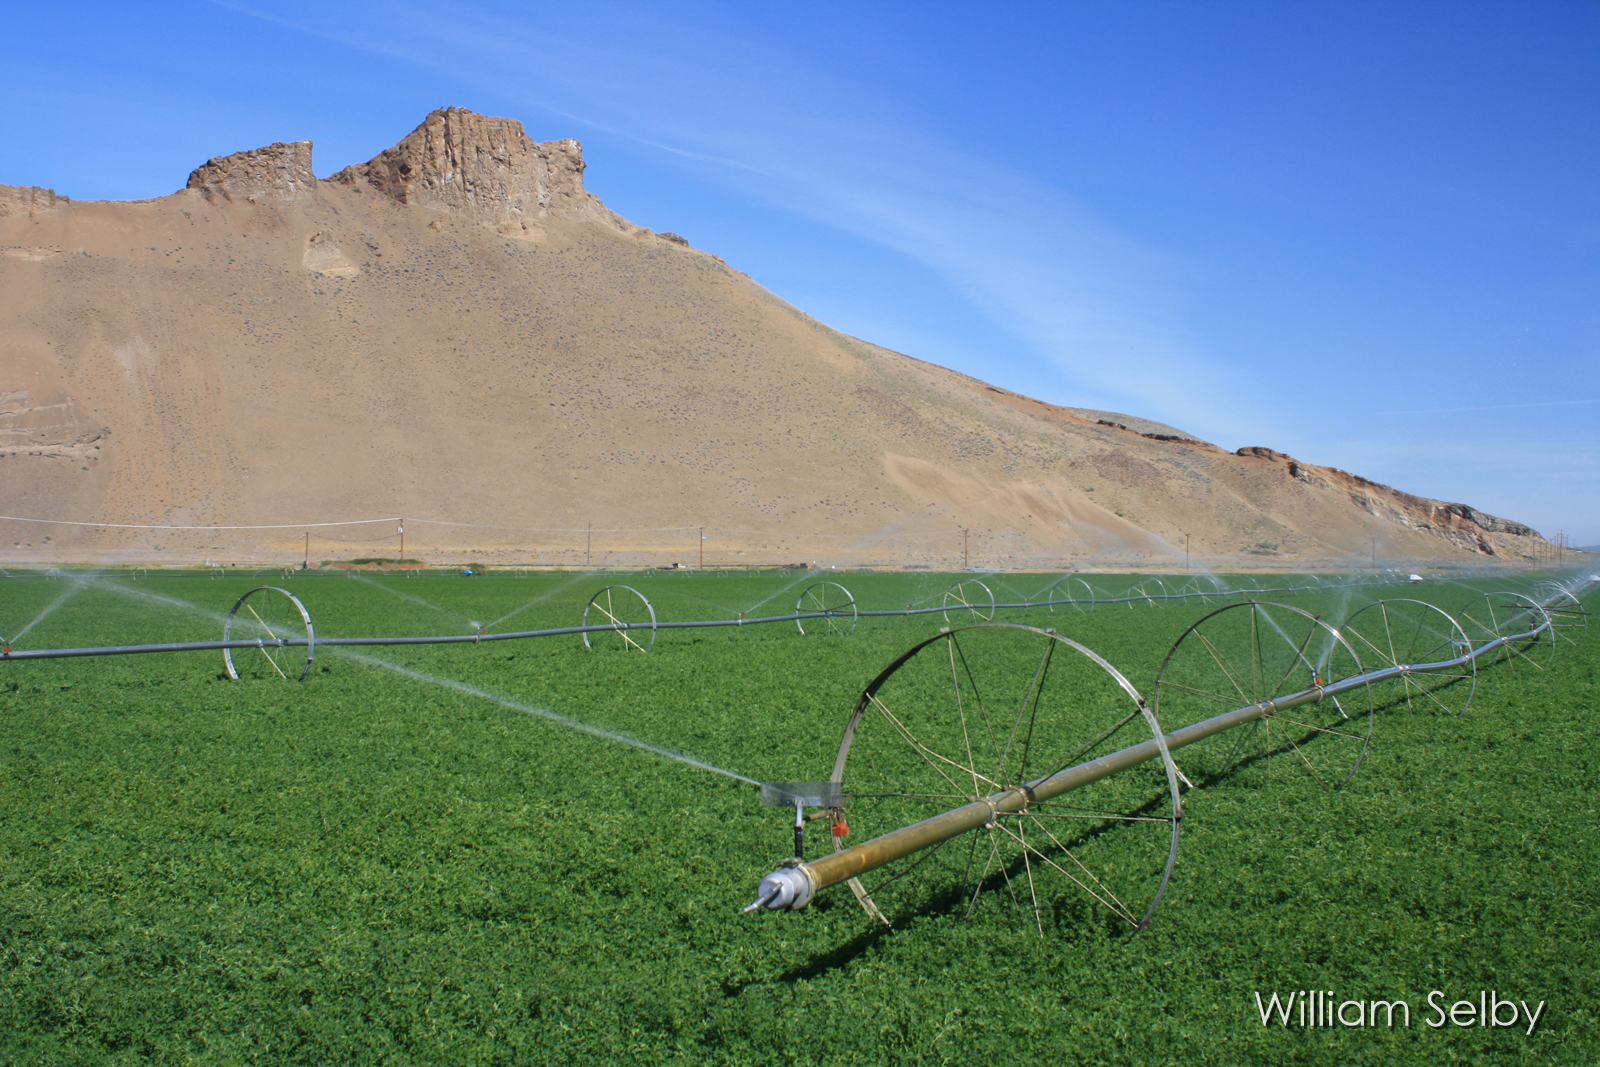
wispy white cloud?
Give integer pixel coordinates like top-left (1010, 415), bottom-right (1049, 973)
top-left (214, 0), bottom-right (1275, 442)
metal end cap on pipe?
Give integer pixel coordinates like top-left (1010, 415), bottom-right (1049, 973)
top-left (744, 864), bottom-right (815, 912)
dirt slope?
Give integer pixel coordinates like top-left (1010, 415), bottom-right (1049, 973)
top-left (0, 108), bottom-right (1551, 569)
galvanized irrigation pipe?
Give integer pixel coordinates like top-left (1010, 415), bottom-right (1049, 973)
top-left (0, 576), bottom-right (1399, 662)
top-left (745, 593), bottom-right (1579, 914)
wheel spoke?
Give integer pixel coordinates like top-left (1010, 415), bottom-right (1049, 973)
top-left (948, 638), bottom-right (983, 799)
top-left (1158, 678), bottom-right (1248, 708)
top-left (1001, 639), bottom-right (1055, 784)
top-left (1018, 809), bottom-right (1175, 825)
top-left (993, 819), bottom-right (1136, 927)
top-left (1017, 820), bottom-right (1044, 935)
top-left (866, 693), bottom-right (998, 796)
top-left (1277, 727), bottom-right (1331, 790)
top-left (1193, 630), bottom-right (1255, 705)
top-left (255, 642), bottom-right (289, 680)
top-left (964, 832), bottom-right (1002, 919)
top-left (949, 636), bottom-right (1003, 778)
top-left (1272, 713), bottom-right (1368, 744)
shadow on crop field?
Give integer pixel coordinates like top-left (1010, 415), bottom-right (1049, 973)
top-left (1182, 710), bottom-right (1379, 793)
top-left (724, 926), bottom-right (896, 993)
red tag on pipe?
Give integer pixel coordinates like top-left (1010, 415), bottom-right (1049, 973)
top-left (832, 819), bottom-right (849, 838)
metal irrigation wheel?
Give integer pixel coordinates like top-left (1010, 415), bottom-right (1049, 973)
top-left (1340, 599), bottom-right (1476, 717)
top-left (1152, 601), bottom-right (1373, 792)
top-left (1532, 583), bottom-right (1588, 651)
top-left (581, 585), bottom-right (657, 651)
top-left (1171, 576), bottom-right (1206, 605)
top-left (1040, 576), bottom-right (1097, 614)
top-left (223, 586), bottom-right (315, 682)
top-left (1068, 576), bottom-right (1101, 613)
top-left (1134, 577), bottom-right (1170, 608)
top-left (830, 624), bottom-right (1182, 935)
top-left (942, 580), bottom-right (995, 624)
top-left (1458, 592), bottom-right (1554, 673)
top-left (796, 581), bottom-right (858, 636)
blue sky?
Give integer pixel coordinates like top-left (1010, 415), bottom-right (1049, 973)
top-left (5, 1), bottom-right (1597, 543)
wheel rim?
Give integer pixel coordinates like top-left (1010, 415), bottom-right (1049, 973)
top-left (1153, 601), bottom-right (1373, 792)
top-left (581, 586), bottom-right (657, 651)
top-left (1069, 577), bottom-right (1099, 614)
top-left (941, 580), bottom-right (995, 624)
top-left (1532, 583), bottom-right (1588, 652)
top-left (796, 581), bottom-right (857, 636)
top-left (1459, 592), bottom-right (1554, 672)
top-left (1340, 599), bottom-right (1476, 717)
top-left (830, 624), bottom-right (1182, 935)
top-left (223, 586), bottom-right (315, 682)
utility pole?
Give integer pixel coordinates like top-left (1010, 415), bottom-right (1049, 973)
top-left (699, 527), bottom-right (704, 569)
top-left (586, 522), bottom-right (592, 567)
top-left (963, 528), bottom-right (969, 569)
top-left (1184, 533), bottom-right (1190, 571)
top-left (304, 531), bottom-right (309, 570)
top-left (398, 520), bottom-right (404, 565)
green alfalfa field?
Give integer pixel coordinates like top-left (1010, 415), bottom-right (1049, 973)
top-left (1, 568), bottom-right (1595, 1065)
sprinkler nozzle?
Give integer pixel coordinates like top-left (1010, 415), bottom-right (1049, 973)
top-left (744, 863), bottom-right (815, 912)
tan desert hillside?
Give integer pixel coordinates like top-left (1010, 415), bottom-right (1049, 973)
top-left (0, 108), bottom-right (1554, 569)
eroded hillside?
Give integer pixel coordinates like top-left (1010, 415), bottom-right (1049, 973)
top-left (0, 108), bottom-right (1550, 568)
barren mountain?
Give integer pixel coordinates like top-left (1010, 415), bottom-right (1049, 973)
top-left (0, 108), bottom-right (1551, 569)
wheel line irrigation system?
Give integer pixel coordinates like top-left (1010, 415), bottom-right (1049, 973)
top-left (2, 570), bottom-right (1594, 935)
top-left (0, 573), bottom-right (1472, 662)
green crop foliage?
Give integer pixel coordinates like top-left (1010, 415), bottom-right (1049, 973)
top-left (1, 569), bottom-right (1595, 1064)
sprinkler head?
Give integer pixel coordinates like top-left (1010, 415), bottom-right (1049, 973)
top-left (744, 863), bottom-right (815, 912)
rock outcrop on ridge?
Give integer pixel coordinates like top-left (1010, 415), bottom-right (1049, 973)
top-left (330, 108), bottom-right (626, 238)
top-left (0, 108), bottom-right (1556, 568)
top-left (187, 141), bottom-right (317, 203)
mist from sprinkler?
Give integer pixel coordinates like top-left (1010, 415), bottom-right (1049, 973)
top-left (74, 576), bottom-right (762, 786)
top-left (1312, 583), bottom-right (1361, 673)
top-left (993, 577), bottom-right (1037, 604)
top-left (1252, 602), bottom-right (1324, 683)
top-left (348, 571), bottom-right (473, 629)
top-left (95, 579), bottom-right (236, 628)
top-left (740, 569), bottom-right (827, 616)
top-left (7, 569), bottom-right (101, 646)
top-left (333, 648), bottom-right (761, 786)
top-left (648, 586), bottom-right (745, 619)
top-left (485, 569), bottom-right (603, 631)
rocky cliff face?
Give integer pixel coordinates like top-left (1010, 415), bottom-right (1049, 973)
top-left (0, 185), bottom-right (68, 219)
top-left (1235, 446), bottom-right (1531, 557)
top-left (330, 107), bottom-right (622, 238)
top-left (186, 141), bottom-right (316, 203)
